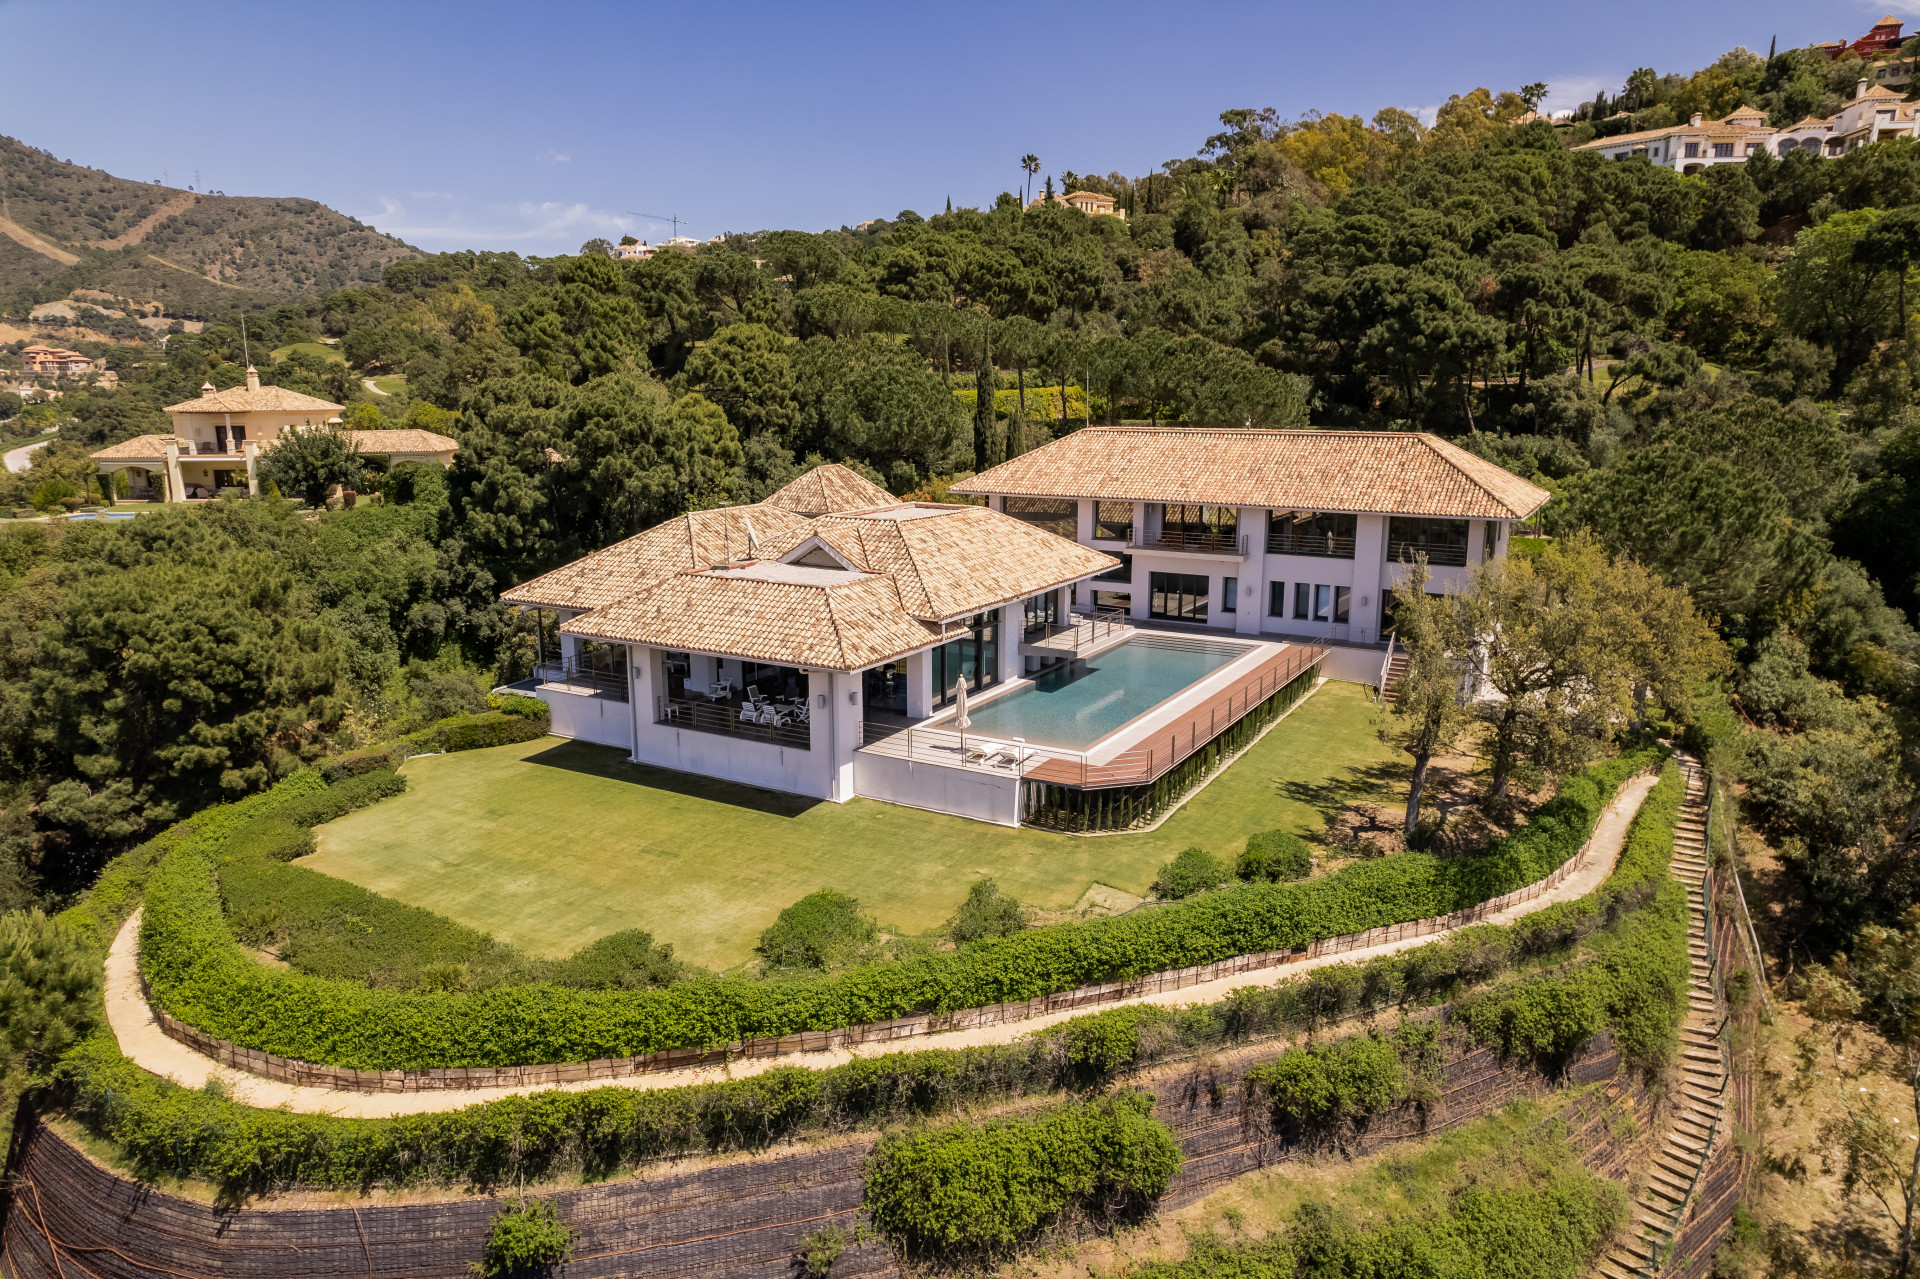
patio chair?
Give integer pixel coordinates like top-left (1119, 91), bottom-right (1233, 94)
top-left (745, 684), bottom-right (764, 706)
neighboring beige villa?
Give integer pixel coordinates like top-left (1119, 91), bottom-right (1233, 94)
top-left (1026, 189), bottom-right (1126, 219)
top-left (90, 367), bottom-right (457, 501)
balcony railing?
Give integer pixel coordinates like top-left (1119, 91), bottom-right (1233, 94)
top-left (535, 656), bottom-right (630, 700)
top-left (1385, 539), bottom-right (1468, 568)
top-left (1265, 531), bottom-right (1357, 559)
top-left (656, 695), bottom-right (811, 749)
top-left (1129, 528), bottom-right (1247, 556)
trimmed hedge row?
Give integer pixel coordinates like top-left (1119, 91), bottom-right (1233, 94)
top-left (50, 757), bottom-right (1684, 1197)
top-left (137, 749), bottom-right (1665, 1071)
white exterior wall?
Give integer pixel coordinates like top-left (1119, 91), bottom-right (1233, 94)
top-left (851, 750), bottom-right (1022, 826)
top-left (538, 686), bottom-right (634, 750)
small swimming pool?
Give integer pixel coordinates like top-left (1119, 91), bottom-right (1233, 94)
top-left (950, 635), bottom-right (1250, 750)
top-left (64, 512), bottom-right (138, 521)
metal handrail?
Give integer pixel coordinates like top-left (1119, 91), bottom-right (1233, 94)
top-left (1708, 773), bottom-right (1774, 1017)
top-left (535, 657), bottom-right (629, 700)
top-left (657, 693), bottom-right (811, 749)
top-left (1384, 538), bottom-right (1468, 567)
top-left (1129, 528), bottom-right (1247, 556)
top-left (1265, 532), bottom-right (1358, 558)
top-left (1375, 629), bottom-right (1397, 701)
top-left (858, 643), bottom-right (1327, 791)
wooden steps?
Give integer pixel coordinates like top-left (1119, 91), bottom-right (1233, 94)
top-left (1598, 754), bottom-right (1726, 1278)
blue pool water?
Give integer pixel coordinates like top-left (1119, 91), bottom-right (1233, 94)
top-left (64, 512), bottom-right (138, 521)
top-left (953, 636), bottom-right (1248, 750)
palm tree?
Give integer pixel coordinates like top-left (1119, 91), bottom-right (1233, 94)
top-left (1020, 154), bottom-right (1041, 206)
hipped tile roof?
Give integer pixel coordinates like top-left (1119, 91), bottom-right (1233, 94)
top-left (759, 463), bottom-right (895, 516)
top-left (89, 433), bottom-right (173, 461)
top-left (559, 570), bottom-right (940, 669)
top-left (163, 385), bottom-right (344, 415)
top-left (345, 429), bottom-right (459, 454)
top-left (512, 466), bottom-right (1119, 668)
top-left (954, 426), bottom-right (1549, 521)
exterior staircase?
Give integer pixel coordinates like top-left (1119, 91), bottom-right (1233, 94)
top-left (1595, 757), bottom-right (1726, 1279)
top-left (1378, 649), bottom-right (1409, 703)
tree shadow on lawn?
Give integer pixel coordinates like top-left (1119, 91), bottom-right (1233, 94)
top-left (520, 740), bottom-right (824, 819)
top-left (1273, 759), bottom-right (1409, 836)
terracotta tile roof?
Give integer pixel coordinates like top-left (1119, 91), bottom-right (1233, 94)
top-left (560, 568), bottom-right (939, 670)
top-left (794, 504), bottom-right (1119, 621)
top-left (1573, 108), bottom-right (1775, 151)
top-left (344, 429), bottom-right (459, 454)
top-left (502, 504), bottom-right (816, 610)
top-left (90, 434), bottom-right (172, 461)
top-left (953, 426), bottom-right (1549, 521)
top-left (760, 463), bottom-right (895, 516)
top-left (164, 385), bottom-right (344, 415)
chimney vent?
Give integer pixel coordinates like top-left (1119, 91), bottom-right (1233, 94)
top-left (200, 381), bottom-right (215, 398)
top-left (1860, 78), bottom-right (1871, 99)
top-left (1690, 112), bottom-right (1703, 127)
top-left (245, 365), bottom-right (260, 392)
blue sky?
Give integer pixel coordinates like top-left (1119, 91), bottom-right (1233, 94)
top-left (0, 0), bottom-right (1905, 255)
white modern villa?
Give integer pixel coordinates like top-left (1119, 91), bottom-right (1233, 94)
top-left (509, 430), bottom-right (1547, 828)
top-left (90, 368), bottom-right (458, 500)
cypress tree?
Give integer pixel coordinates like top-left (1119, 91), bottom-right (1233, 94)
top-left (975, 321), bottom-right (998, 469)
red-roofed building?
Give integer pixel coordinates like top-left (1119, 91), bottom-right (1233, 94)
top-left (1822, 14), bottom-right (1905, 60)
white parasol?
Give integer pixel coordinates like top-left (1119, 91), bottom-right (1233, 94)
top-left (953, 678), bottom-right (971, 756)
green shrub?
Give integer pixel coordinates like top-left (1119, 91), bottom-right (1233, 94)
top-left (319, 743), bottom-right (407, 784)
top-left (549, 930), bottom-right (681, 990)
top-left (757, 890), bottom-right (877, 972)
top-left (472, 1198), bottom-right (573, 1278)
top-left (223, 817), bottom-right (314, 862)
top-left (1047, 1003), bottom-right (1176, 1073)
top-left (490, 693), bottom-right (550, 720)
top-left (135, 751), bottom-right (1663, 1071)
top-left (275, 770), bottom-right (408, 828)
top-left (797, 1225), bottom-right (850, 1276)
top-left (1238, 830), bottom-right (1313, 882)
top-left (863, 1091), bottom-right (1181, 1259)
top-left (1152, 846), bottom-right (1231, 899)
top-left (1246, 1033), bottom-right (1406, 1124)
top-left (947, 878), bottom-right (1026, 946)
top-left (408, 710), bottom-right (548, 755)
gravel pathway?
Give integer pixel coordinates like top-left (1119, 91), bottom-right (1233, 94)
top-left (103, 772), bottom-right (1661, 1118)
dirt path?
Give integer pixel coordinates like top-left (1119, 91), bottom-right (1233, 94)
top-left (362, 377), bottom-right (390, 396)
top-left (0, 214), bottom-right (79, 265)
top-left (102, 772), bottom-right (1661, 1119)
top-left (91, 193), bottom-right (198, 249)
top-left (4, 440), bottom-right (48, 473)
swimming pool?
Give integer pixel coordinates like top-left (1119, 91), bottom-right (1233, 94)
top-left (950, 635), bottom-right (1250, 750)
top-left (64, 512), bottom-right (138, 521)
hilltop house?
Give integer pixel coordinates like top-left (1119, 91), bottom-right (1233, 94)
top-left (89, 367), bottom-right (457, 500)
top-left (1574, 106), bottom-right (1773, 171)
top-left (1026, 190), bottom-right (1126, 219)
top-left (1822, 14), bottom-right (1906, 61)
top-left (953, 425), bottom-right (1550, 650)
top-left (21, 346), bottom-right (94, 377)
top-left (509, 441), bottom-right (1545, 827)
top-left (1774, 81), bottom-right (1920, 156)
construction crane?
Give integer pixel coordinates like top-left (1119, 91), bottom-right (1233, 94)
top-left (627, 212), bottom-right (687, 239)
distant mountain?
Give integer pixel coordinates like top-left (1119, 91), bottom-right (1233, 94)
top-left (0, 135), bottom-right (419, 319)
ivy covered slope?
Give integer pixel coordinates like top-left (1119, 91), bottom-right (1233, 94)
top-left (135, 749), bottom-right (1663, 1071)
top-left (46, 762), bottom-right (1682, 1196)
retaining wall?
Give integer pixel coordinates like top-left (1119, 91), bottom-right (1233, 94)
top-left (2, 1029), bottom-right (1641, 1279)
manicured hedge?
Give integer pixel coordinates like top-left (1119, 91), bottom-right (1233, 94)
top-left (52, 755), bottom-right (1685, 1196)
top-left (137, 750), bottom-right (1665, 1071)
top-left (406, 709), bottom-right (548, 755)
top-left (863, 1091), bottom-right (1182, 1258)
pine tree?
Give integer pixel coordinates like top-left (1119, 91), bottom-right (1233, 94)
top-left (974, 321), bottom-right (996, 469)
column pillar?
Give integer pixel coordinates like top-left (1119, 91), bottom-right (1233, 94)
top-left (690, 653), bottom-right (718, 694)
top-left (997, 602), bottom-right (1021, 686)
top-left (244, 442), bottom-right (260, 496)
top-left (1352, 515), bottom-right (1389, 645)
top-left (163, 439), bottom-right (185, 504)
top-left (1236, 507), bottom-right (1263, 636)
top-left (906, 648), bottom-right (934, 718)
top-left (1075, 499), bottom-right (1094, 545)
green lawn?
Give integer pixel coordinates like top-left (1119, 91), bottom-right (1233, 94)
top-left (370, 373), bottom-right (407, 395)
top-left (271, 341), bottom-right (346, 364)
top-left (305, 681), bottom-right (1403, 970)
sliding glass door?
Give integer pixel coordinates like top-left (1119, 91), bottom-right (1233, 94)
top-left (1148, 571), bottom-right (1210, 622)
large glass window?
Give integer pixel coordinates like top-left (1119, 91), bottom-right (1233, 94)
top-left (742, 662), bottom-right (809, 702)
top-left (932, 612), bottom-right (999, 707)
top-left (1386, 517), bottom-right (1470, 567)
top-left (1093, 552), bottom-right (1132, 583)
top-left (1222, 576), bottom-right (1238, 614)
top-left (1266, 510), bottom-right (1357, 558)
top-left (863, 661), bottom-right (907, 715)
top-left (1153, 504), bottom-right (1237, 551)
top-left (1094, 501), bottom-right (1134, 541)
top-left (1003, 496), bottom-right (1077, 538)
top-left (1149, 571), bottom-right (1210, 622)
top-left (1023, 591), bottom-right (1060, 637)
top-left (1269, 581), bottom-right (1286, 617)
top-left (1293, 582), bottom-right (1310, 620)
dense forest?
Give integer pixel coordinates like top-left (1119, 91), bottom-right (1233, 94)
top-left (1, 41), bottom-right (1918, 990)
